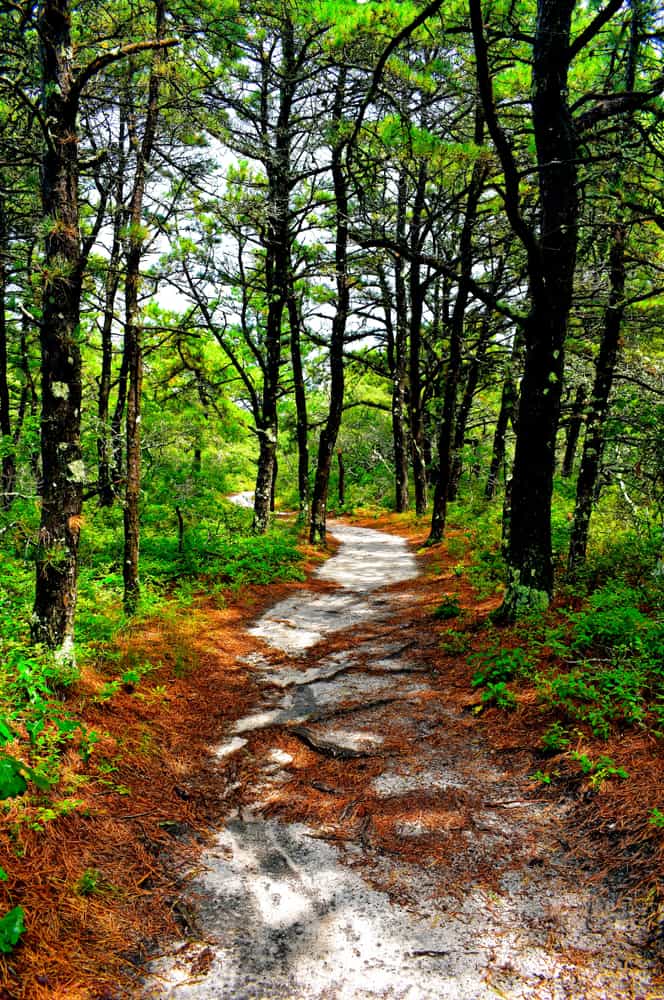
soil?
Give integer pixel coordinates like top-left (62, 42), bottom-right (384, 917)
top-left (2, 515), bottom-right (662, 1000)
top-left (142, 520), bottom-right (663, 1000)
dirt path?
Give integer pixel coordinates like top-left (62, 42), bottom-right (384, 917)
top-left (145, 523), bottom-right (659, 999)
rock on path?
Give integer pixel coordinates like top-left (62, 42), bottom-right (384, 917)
top-left (146, 523), bottom-right (658, 999)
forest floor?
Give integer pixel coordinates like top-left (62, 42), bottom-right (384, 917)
top-left (2, 515), bottom-right (663, 999)
top-left (143, 517), bottom-right (662, 1000)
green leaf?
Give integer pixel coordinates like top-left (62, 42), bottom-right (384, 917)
top-left (0, 906), bottom-right (25, 954)
top-left (0, 718), bottom-right (15, 746)
top-left (0, 754), bottom-right (51, 799)
top-left (0, 757), bottom-right (27, 799)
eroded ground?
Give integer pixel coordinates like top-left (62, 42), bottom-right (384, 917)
top-left (146, 523), bottom-right (661, 1000)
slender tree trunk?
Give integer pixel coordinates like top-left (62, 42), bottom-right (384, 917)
top-left (567, 223), bottom-right (626, 573)
top-left (32, 0), bottom-right (84, 656)
top-left (392, 172), bottom-right (409, 513)
top-left (253, 17), bottom-right (295, 534)
top-left (408, 161), bottom-right (428, 515)
top-left (310, 70), bottom-right (348, 544)
top-left (98, 116), bottom-right (127, 507)
top-left (0, 194), bottom-right (16, 509)
top-left (561, 384), bottom-right (586, 479)
top-left (337, 449), bottom-right (345, 505)
top-left (123, 2), bottom-right (165, 613)
top-left (19, 301), bottom-right (40, 486)
top-left (447, 310), bottom-right (493, 501)
top-left (429, 108), bottom-right (486, 543)
top-left (485, 372), bottom-right (516, 501)
top-left (287, 282), bottom-right (309, 519)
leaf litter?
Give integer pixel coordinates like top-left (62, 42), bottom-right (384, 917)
top-left (1, 518), bottom-right (661, 998)
top-left (145, 521), bottom-right (663, 1000)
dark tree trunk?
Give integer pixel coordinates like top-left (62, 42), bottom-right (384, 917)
top-left (567, 223), bottom-right (626, 573)
top-left (32, 0), bottom-right (84, 656)
top-left (485, 368), bottom-right (516, 500)
top-left (392, 172), bottom-right (409, 513)
top-left (447, 309), bottom-right (493, 501)
top-left (110, 347), bottom-right (129, 490)
top-left (337, 449), bottom-right (345, 506)
top-left (429, 108), bottom-right (486, 543)
top-left (19, 301), bottom-right (40, 486)
top-left (0, 194), bottom-right (16, 509)
top-left (408, 161), bottom-right (428, 515)
top-left (448, 256), bottom-right (506, 501)
top-left (98, 115), bottom-right (127, 507)
top-left (270, 454), bottom-right (277, 512)
top-left (472, 0), bottom-right (579, 617)
top-left (253, 17), bottom-right (295, 534)
top-left (310, 70), bottom-right (348, 544)
top-left (123, 1), bottom-right (165, 614)
top-left (561, 384), bottom-right (586, 479)
top-left (287, 283), bottom-right (309, 520)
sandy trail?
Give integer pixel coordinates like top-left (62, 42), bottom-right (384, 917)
top-left (146, 523), bottom-right (658, 999)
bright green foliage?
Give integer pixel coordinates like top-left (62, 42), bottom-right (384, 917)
top-left (432, 596), bottom-right (462, 620)
top-left (480, 681), bottom-right (517, 711)
top-left (0, 906), bottom-right (24, 954)
top-left (0, 754), bottom-right (50, 800)
top-left (470, 645), bottom-right (529, 688)
top-left (541, 722), bottom-right (571, 754)
top-left (570, 752), bottom-right (629, 789)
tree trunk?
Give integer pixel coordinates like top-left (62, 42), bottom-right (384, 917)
top-left (472, 0), bottom-right (579, 617)
top-left (123, 2), bottom-right (165, 614)
top-left (287, 282), bottom-right (309, 520)
top-left (310, 69), bottom-right (348, 544)
top-left (447, 309), bottom-right (493, 501)
top-left (337, 449), bottom-right (345, 505)
top-left (567, 223), bottom-right (626, 573)
top-left (253, 16), bottom-right (295, 534)
top-left (392, 172), bottom-right (409, 513)
top-left (485, 370), bottom-right (515, 501)
top-left (0, 194), bottom-right (16, 509)
top-left (561, 384), bottom-right (586, 479)
top-left (32, 0), bottom-right (84, 657)
top-left (98, 114), bottom-right (127, 507)
top-left (429, 108), bottom-right (486, 543)
top-left (408, 161), bottom-right (428, 515)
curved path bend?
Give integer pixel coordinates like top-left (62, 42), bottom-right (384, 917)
top-left (147, 522), bottom-right (657, 1000)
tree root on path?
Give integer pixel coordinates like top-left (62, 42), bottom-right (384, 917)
top-left (290, 726), bottom-right (381, 760)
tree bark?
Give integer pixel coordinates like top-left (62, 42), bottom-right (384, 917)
top-left (98, 113), bottom-right (127, 507)
top-left (337, 449), bottom-right (345, 505)
top-left (310, 69), bottom-right (348, 544)
top-left (253, 17), bottom-right (296, 534)
top-left (0, 194), bottom-right (16, 509)
top-left (32, 0), bottom-right (84, 656)
top-left (561, 384), bottom-right (586, 479)
top-left (287, 280), bottom-right (309, 520)
top-left (429, 107), bottom-right (486, 543)
top-left (408, 160), bottom-right (428, 515)
top-left (471, 0), bottom-right (579, 617)
top-left (567, 224), bottom-right (626, 573)
top-left (392, 171), bottom-right (410, 513)
top-left (123, 1), bottom-right (165, 614)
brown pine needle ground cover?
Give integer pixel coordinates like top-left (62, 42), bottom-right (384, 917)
top-left (2, 515), bottom-right (662, 997)
top-left (0, 540), bottom-right (335, 1000)
top-left (341, 512), bottom-right (664, 952)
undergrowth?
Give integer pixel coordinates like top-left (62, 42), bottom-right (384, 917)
top-left (0, 497), bottom-right (304, 952)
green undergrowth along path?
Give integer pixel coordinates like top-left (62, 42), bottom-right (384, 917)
top-left (0, 496), bottom-right (304, 955)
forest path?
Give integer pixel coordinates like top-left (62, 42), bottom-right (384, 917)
top-left (146, 522), bottom-right (657, 999)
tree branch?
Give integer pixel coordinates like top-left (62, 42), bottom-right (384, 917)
top-left (72, 38), bottom-right (179, 99)
top-left (568, 0), bottom-right (625, 62)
